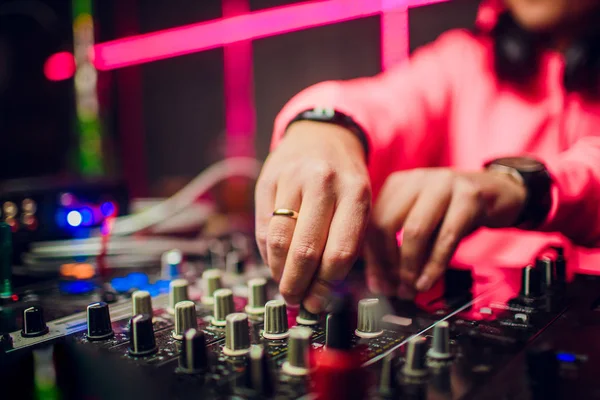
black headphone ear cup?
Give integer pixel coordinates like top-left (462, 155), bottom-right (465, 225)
top-left (492, 13), bottom-right (540, 85)
top-left (564, 38), bottom-right (600, 94)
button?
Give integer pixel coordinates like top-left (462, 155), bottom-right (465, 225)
top-left (296, 305), bottom-right (319, 326)
top-left (245, 345), bottom-right (274, 396)
top-left (515, 313), bottom-right (528, 323)
top-left (178, 328), bottom-right (208, 373)
top-left (128, 314), bottom-right (157, 356)
top-left (427, 321), bottom-right (452, 361)
top-left (161, 249), bottom-right (182, 280)
top-left (402, 337), bottom-right (429, 379)
top-left (132, 290), bottom-right (153, 316)
top-left (168, 279), bottom-right (189, 314)
top-left (201, 269), bottom-right (222, 305)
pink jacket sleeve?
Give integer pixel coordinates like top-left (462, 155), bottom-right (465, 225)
top-left (541, 135), bottom-right (600, 247)
top-left (271, 31), bottom-right (471, 196)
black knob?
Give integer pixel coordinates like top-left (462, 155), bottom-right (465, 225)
top-left (521, 265), bottom-right (543, 298)
top-left (296, 305), bottom-right (319, 326)
top-left (325, 295), bottom-right (353, 350)
top-left (179, 328), bottom-right (208, 373)
top-left (245, 345), bottom-right (274, 397)
top-left (402, 337), bottom-right (428, 379)
top-left (526, 343), bottom-right (559, 400)
top-left (379, 353), bottom-right (399, 397)
top-left (21, 306), bottom-right (49, 337)
top-left (86, 302), bottom-right (114, 341)
top-left (128, 314), bottom-right (157, 356)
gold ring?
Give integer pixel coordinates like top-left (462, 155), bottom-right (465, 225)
top-left (272, 208), bottom-right (299, 219)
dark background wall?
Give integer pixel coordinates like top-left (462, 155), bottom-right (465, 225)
top-left (1, 0), bottom-right (481, 196)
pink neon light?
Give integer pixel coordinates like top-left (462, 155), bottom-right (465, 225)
top-left (381, 2), bottom-right (410, 70)
top-left (223, 0), bottom-right (256, 158)
top-left (92, 0), bottom-right (449, 71)
top-left (44, 51), bottom-right (76, 81)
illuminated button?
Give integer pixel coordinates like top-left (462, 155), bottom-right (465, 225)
top-left (3, 202), bottom-right (16, 218)
top-left (21, 199), bottom-right (36, 214)
top-left (67, 210), bottom-right (83, 227)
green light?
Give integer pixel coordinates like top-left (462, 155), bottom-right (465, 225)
top-left (0, 223), bottom-right (12, 298)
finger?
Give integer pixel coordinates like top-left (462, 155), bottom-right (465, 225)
top-left (255, 175), bottom-right (277, 265)
top-left (303, 183), bottom-right (370, 313)
top-left (279, 178), bottom-right (336, 305)
top-left (416, 180), bottom-right (482, 291)
top-left (367, 175), bottom-right (420, 289)
top-left (399, 182), bottom-right (452, 291)
top-left (267, 180), bottom-right (302, 283)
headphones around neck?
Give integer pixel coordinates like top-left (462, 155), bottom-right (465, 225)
top-left (490, 11), bottom-right (600, 95)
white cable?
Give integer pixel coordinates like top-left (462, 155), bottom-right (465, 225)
top-left (109, 156), bottom-right (262, 235)
top-left (26, 157), bottom-right (263, 259)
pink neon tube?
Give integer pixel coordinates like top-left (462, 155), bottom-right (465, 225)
top-left (92, 0), bottom-right (449, 70)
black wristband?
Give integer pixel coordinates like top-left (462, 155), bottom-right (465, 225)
top-left (287, 108), bottom-right (370, 161)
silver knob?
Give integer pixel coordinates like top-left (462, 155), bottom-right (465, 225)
top-left (282, 326), bottom-right (312, 376)
top-left (355, 298), bottom-right (383, 338)
top-left (168, 279), bottom-right (189, 314)
top-left (296, 305), bottom-right (319, 326)
top-left (245, 278), bottom-right (267, 315)
top-left (402, 337), bottom-right (429, 378)
top-left (132, 290), bottom-right (153, 316)
top-left (212, 288), bottom-right (235, 326)
top-left (201, 269), bottom-right (223, 305)
top-left (223, 313), bottom-right (250, 356)
top-left (263, 300), bottom-right (289, 339)
top-left (161, 249), bottom-right (182, 280)
top-left (427, 321), bottom-right (452, 361)
top-left (179, 328), bottom-right (208, 373)
top-left (173, 300), bottom-right (198, 340)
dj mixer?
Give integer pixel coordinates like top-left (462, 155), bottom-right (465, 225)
top-left (3, 232), bottom-right (600, 400)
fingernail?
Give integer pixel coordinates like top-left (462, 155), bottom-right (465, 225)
top-left (303, 294), bottom-right (328, 314)
top-left (416, 275), bottom-right (432, 292)
top-left (397, 284), bottom-right (415, 300)
top-left (367, 276), bottom-right (382, 294)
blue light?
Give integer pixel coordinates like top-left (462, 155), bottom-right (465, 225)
top-left (67, 210), bottom-right (83, 227)
top-left (557, 352), bottom-right (577, 363)
top-left (127, 272), bottom-right (149, 289)
top-left (111, 277), bottom-right (130, 293)
top-left (101, 202), bottom-right (115, 217)
top-left (55, 210), bottom-right (67, 227)
top-left (59, 280), bottom-right (95, 295)
top-left (80, 208), bottom-right (93, 226)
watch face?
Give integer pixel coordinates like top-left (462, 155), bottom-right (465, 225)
top-left (494, 157), bottom-right (545, 172)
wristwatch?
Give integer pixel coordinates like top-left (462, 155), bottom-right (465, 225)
top-left (484, 156), bottom-right (553, 228)
top-left (287, 108), bottom-right (370, 159)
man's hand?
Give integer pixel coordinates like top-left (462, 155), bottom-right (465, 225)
top-left (255, 121), bottom-right (371, 313)
top-left (365, 168), bottom-right (527, 299)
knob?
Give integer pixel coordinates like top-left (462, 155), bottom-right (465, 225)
top-left (356, 298), bottom-right (383, 338)
top-left (212, 288), bottom-right (235, 326)
top-left (201, 269), bottom-right (222, 305)
top-left (129, 314), bottom-right (157, 356)
top-left (263, 300), bottom-right (289, 339)
top-left (245, 278), bottom-right (267, 316)
top-left (21, 306), bottom-right (49, 337)
top-left (402, 337), bottom-right (429, 379)
top-left (178, 328), bottom-right (208, 373)
top-left (132, 290), bottom-right (153, 316)
top-left (173, 300), bottom-right (198, 340)
top-left (161, 249), bottom-right (182, 280)
top-left (379, 353), bottom-right (399, 396)
top-left (325, 297), bottom-right (353, 350)
top-left (246, 345), bottom-right (274, 397)
top-left (427, 321), bottom-right (452, 362)
top-left (224, 313), bottom-right (251, 356)
top-left (226, 252), bottom-right (245, 275)
top-left (86, 302), bottom-right (114, 341)
top-left (282, 326), bottom-right (312, 376)
top-left (521, 265), bottom-right (543, 298)
top-left (296, 305), bottom-right (319, 326)
top-left (526, 343), bottom-right (558, 400)
top-left (536, 257), bottom-right (554, 290)
top-left (168, 279), bottom-right (189, 314)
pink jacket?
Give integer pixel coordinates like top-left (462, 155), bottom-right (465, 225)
top-left (271, 2), bottom-right (600, 279)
